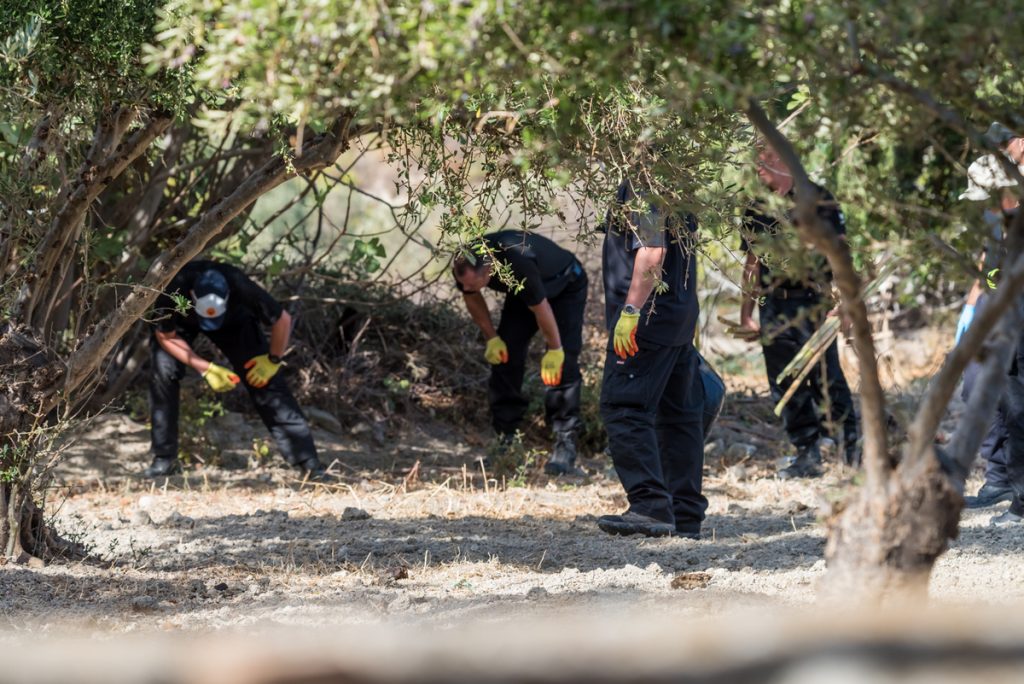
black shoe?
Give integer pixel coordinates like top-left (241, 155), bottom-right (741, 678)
top-left (143, 457), bottom-right (181, 478)
top-left (843, 437), bottom-right (862, 467)
top-left (597, 511), bottom-right (674, 538)
top-left (778, 445), bottom-right (822, 480)
top-left (545, 432), bottom-right (581, 476)
top-left (990, 510), bottom-right (1024, 526)
top-left (964, 483), bottom-right (1014, 509)
top-left (298, 458), bottom-right (334, 483)
top-left (673, 527), bottom-right (701, 540)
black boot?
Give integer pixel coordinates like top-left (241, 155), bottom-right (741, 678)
top-left (965, 482), bottom-right (1014, 509)
top-left (991, 496), bottom-right (1024, 525)
top-left (778, 443), bottom-right (823, 480)
top-left (143, 456), bottom-right (181, 478)
top-left (545, 431), bottom-right (581, 476)
top-left (298, 458), bottom-right (334, 483)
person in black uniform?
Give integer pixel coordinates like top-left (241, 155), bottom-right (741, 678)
top-left (596, 178), bottom-right (706, 539)
top-left (453, 230), bottom-right (588, 475)
top-left (739, 144), bottom-right (859, 479)
top-left (145, 261), bottom-right (329, 481)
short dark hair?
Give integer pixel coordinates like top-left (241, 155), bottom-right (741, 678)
top-left (452, 250), bottom-right (491, 279)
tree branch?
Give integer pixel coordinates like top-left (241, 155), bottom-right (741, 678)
top-left (745, 99), bottom-right (891, 501)
top-left (23, 110), bottom-right (174, 333)
top-left (55, 113), bottom-right (361, 405)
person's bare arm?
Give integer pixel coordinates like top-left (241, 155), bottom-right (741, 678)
top-left (528, 299), bottom-right (562, 349)
top-left (155, 330), bottom-right (211, 373)
top-left (740, 250), bottom-right (761, 333)
top-left (270, 310), bottom-right (292, 357)
top-left (462, 292), bottom-right (498, 339)
top-left (625, 246), bottom-right (666, 309)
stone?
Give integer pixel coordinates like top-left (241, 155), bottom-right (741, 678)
top-left (342, 507), bottom-right (371, 521)
top-left (525, 587), bottom-right (549, 599)
top-left (387, 594), bottom-right (412, 612)
top-left (131, 595), bottom-right (160, 612)
top-left (704, 439), bottom-right (724, 458)
top-left (725, 442), bottom-right (756, 460)
top-left (130, 509), bottom-right (153, 527)
top-left (671, 571), bottom-right (711, 590)
top-left (726, 463), bottom-right (750, 481)
top-left (161, 511), bottom-right (195, 529)
top-left (305, 407), bottom-right (343, 434)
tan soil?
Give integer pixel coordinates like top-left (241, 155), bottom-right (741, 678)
top-left (3, 327), bottom-right (1019, 636)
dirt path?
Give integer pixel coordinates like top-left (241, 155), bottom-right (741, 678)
top-left (4, 388), bottom-right (1023, 635)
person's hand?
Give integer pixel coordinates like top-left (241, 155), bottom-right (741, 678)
top-left (540, 347), bottom-right (565, 386)
top-left (244, 354), bottom-right (282, 388)
top-left (484, 336), bottom-right (509, 365)
top-left (202, 363), bottom-right (240, 392)
top-left (739, 315), bottom-right (761, 336)
top-left (613, 309), bottom-right (640, 359)
top-left (955, 304), bottom-right (975, 345)
top-left (827, 305), bottom-right (852, 337)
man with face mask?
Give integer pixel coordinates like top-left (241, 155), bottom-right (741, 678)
top-left (145, 261), bottom-right (329, 481)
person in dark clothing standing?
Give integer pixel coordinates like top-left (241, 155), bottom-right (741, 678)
top-left (739, 144), bottom-right (859, 479)
top-left (596, 178), bottom-right (706, 539)
top-left (956, 153), bottom-right (1019, 508)
top-left (145, 260), bottom-right (329, 481)
top-left (453, 230), bottom-right (588, 475)
top-left (954, 123), bottom-right (1024, 524)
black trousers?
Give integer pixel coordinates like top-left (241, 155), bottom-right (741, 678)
top-left (149, 324), bottom-right (318, 467)
top-left (489, 271), bottom-right (587, 436)
top-left (1001, 309), bottom-right (1024, 512)
top-left (760, 295), bottom-right (858, 450)
top-left (600, 340), bottom-right (706, 533)
top-left (962, 358), bottom-right (1010, 487)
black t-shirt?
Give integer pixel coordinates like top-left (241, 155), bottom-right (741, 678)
top-left (740, 184), bottom-right (846, 293)
top-left (153, 260), bottom-right (283, 336)
top-left (602, 179), bottom-right (699, 347)
top-left (454, 230), bottom-right (578, 306)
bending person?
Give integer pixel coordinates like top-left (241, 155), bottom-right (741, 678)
top-left (453, 231), bottom-right (588, 475)
top-left (145, 261), bottom-right (329, 481)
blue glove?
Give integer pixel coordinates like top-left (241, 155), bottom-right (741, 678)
top-left (955, 304), bottom-right (975, 345)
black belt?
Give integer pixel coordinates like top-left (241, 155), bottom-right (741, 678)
top-left (549, 259), bottom-right (584, 284)
top-left (767, 287), bottom-right (820, 300)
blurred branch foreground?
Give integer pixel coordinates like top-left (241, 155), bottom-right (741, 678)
top-left (10, 611), bottom-right (1024, 684)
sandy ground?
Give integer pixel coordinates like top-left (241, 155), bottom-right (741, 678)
top-left (4, 414), bottom-right (1023, 634)
top-left (3, 327), bottom-right (1021, 637)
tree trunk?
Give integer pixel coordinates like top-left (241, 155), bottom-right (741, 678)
top-left (745, 103), bottom-right (1023, 602)
top-left (0, 327), bottom-right (82, 564)
top-left (822, 451), bottom-right (962, 602)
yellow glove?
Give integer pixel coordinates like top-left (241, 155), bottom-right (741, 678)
top-left (244, 354), bottom-right (282, 388)
top-left (484, 336), bottom-right (509, 365)
top-left (613, 310), bottom-right (640, 359)
top-left (202, 363), bottom-right (240, 393)
top-left (540, 347), bottom-right (565, 386)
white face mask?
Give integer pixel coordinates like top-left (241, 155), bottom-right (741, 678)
top-left (193, 292), bottom-right (228, 319)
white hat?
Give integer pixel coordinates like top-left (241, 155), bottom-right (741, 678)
top-left (960, 154), bottom-right (1020, 201)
